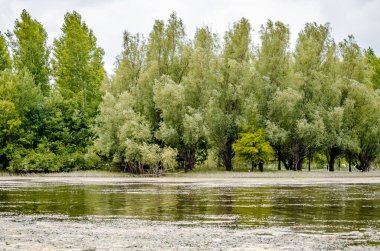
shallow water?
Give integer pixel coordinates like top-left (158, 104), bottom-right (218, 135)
top-left (0, 182), bottom-right (379, 247)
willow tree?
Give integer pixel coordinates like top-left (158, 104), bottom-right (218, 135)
top-left (108, 32), bottom-right (146, 96)
top-left (342, 82), bottom-right (380, 171)
top-left (339, 36), bottom-right (377, 171)
top-left (267, 87), bottom-right (302, 170)
top-left (290, 23), bottom-right (333, 170)
top-left (154, 74), bottom-right (207, 171)
top-left (179, 27), bottom-right (220, 170)
top-left (8, 10), bottom-right (50, 95)
top-left (256, 20), bottom-right (291, 114)
top-left (205, 18), bottom-right (252, 171)
top-left (133, 13), bottom-right (190, 133)
top-left (318, 39), bottom-right (345, 172)
top-left (154, 27), bottom-right (218, 171)
top-left (146, 13), bottom-right (190, 83)
top-left (52, 11), bottom-right (105, 116)
top-left (0, 33), bottom-right (11, 71)
top-left (255, 20), bottom-right (291, 170)
top-left (94, 91), bottom-right (177, 173)
top-left (94, 14), bottom-right (189, 172)
top-left (339, 36), bottom-right (371, 85)
top-left (184, 27), bottom-right (220, 110)
top-left (365, 47), bottom-right (380, 89)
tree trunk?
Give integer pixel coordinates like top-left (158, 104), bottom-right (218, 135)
top-left (184, 162), bottom-right (190, 172)
top-left (0, 155), bottom-right (9, 170)
top-left (293, 142), bottom-right (304, 171)
top-left (283, 161), bottom-right (289, 170)
top-left (327, 147), bottom-right (340, 172)
top-left (282, 157), bottom-right (293, 171)
top-left (295, 157), bottom-right (304, 171)
top-left (223, 138), bottom-right (235, 171)
top-left (184, 148), bottom-right (196, 172)
top-left (338, 159), bottom-right (341, 170)
top-left (251, 162), bottom-right (255, 172)
top-left (328, 156), bottom-right (335, 172)
top-left (277, 151), bottom-right (281, 171)
top-left (308, 154), bottom-right (311, 172)
top-left (258, 162), bottom-right (264, 172)
top-left (224, 157), bottom-right (233, 171)
top-left (356, 158), bottom-right (371, 172)
top-left (348, 155), bottom-right (352, 172)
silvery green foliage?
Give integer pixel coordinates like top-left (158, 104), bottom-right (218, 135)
top-left (95, 90), bottom-right (177, 172)
top-left (94, 14), bottom-right (380, 173)
top-left (154, 75), bottom-right (206, 171)
top-left (204, 18), bottom-right (252, 171)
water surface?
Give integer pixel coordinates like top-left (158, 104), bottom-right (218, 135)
top-left (0, 182), bottom-right (379, 246)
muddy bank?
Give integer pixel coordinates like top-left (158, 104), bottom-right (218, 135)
top-left (0, 214), bottom-right (378, 251)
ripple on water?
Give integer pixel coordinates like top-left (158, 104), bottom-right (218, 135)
top-left (0, 183), bottom-right (379, 248)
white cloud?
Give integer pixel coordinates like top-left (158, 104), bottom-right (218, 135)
top-left (0, 0), bottom-right (379, 74)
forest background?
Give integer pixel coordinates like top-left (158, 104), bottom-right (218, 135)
top-left (1, 10), bottom-right (380, 174)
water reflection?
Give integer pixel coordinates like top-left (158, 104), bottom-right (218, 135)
top-left (0, 183), bottom-right (379, 233)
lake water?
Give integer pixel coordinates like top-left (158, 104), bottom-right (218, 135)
top-left (0, 182), bottom-right (379, 248)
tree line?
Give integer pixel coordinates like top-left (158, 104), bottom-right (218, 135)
top-left (0, 10), bottom-right (104, 172)
top-left (1, 10), bottom-right (380, 173)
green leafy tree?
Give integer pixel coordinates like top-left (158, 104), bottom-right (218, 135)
top-left (0, 70), bottom-right (42, 169)
top-left (4, 85), bottom-right (94, 173)
top-left (295, 115), bottom-right (325, 171)
top-left (137, 13), bottom-right (190, 131)
top-left (9, 10), bottom-right (50, 95)
top-left (94, 91), bottom-right (177, 173)
top-left (174, 26), bottom-right (219, 170)
top-left (146, 13), bottom-right (190, 83)
top-left (233, 129), bottom-right (274, 172)
top-left (0, 69), bottom-right (42, 118)
top-left (205, 18), bottom-right (252, 171)
top-left (256, 20), bottom-right (291, 101)
top-left (108, 32), bottom-right (146, 96)
top-left (184, 26), bottom-right (220, 110)
top-left (291, 23), bottom-right (333, 170)
top-left (266, 87), bottom-right (302, 170)
top-left (339, 36), bottom-right (371, 85)
top-left (52, 11), bottom-right (105, 116)
top-left (342, 82), bottom-right (380, 171)
top-left (0, 33), bottom-right (11, 71)
top-left (338, 36), bottom-right (375, 171)
top-left (255, 20), bottom-right (291, 170)
top-left (154, 75), bottom-right (206, 171)
top-left (365, 47), bottom-right (380, 89)
top-left (318, 40), bottom-right (344, 172)
top-left (0, 65), bottom-right (97, 172)
top-left (0, 100), bottom-right (22, 168)
top-left (93, 93), bottom-right (122, 162)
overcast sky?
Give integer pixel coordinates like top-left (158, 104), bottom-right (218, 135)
top-left (1, 0), bottom-right (379, 74)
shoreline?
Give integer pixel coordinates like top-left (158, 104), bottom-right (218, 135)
top-left (1, 174), bottom-right (380, 186)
